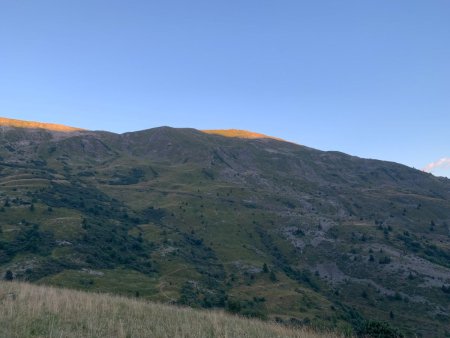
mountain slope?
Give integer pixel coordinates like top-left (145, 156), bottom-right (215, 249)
top-left (0, 120), bottom-right (449, 336)
top-left (0, 116), bottom-right (84, 132)
top-left (202, 129), bottom-right (285, 141)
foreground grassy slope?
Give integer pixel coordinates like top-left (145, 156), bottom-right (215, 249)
top-left (0, 281), bottom-right (333, 338)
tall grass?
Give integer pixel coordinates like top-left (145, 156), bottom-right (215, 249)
top-left (0, 281), bottom-right (336, 338)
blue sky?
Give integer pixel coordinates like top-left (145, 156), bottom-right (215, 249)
top-left (0, 1), bottom-right (449, 176)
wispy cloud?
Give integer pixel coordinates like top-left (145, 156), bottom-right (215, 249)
top-left (423, 157), bottom-right (450, 172)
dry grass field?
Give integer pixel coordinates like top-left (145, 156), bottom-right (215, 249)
top-left (0, 281), bottom-right (336, 338)
top-left (0, 117), bottom-right (84, 132)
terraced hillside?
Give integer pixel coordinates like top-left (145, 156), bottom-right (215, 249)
top-left (0, 119), bottom-right (449, 336)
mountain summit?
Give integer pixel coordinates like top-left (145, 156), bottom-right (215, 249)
top-left (0, 117), bottom-right (84, 132)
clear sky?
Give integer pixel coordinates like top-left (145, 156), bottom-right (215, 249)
top-left (0, 1), bottom-right (449, 177)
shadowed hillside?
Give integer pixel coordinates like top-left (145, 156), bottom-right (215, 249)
top-left (0, 119), bottom-right (449, 336)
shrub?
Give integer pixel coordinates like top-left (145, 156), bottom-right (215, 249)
top-left (4, 270), bottom-right (13, 281)
top-left (359, 320), bottom-right (403, 337)
top-left (379, 256), bottom-right (391, 264)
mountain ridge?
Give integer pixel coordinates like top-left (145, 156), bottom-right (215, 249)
top-left (0, 116), bottom-right (85, 132)
top-left (0, 117), bottom-right (289, 142)
top-left (202, 129), bottom-right (286, 142)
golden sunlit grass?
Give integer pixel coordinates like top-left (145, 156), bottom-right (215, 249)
top-left (0, 117), bottom-right (84, 132)
top-left (202, 129), bottom-right (284, 141)
top-left (0, 281), bottom-right (337, 338)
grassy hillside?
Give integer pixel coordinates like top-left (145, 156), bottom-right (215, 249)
top-left (0, 281), bottom-right (333, 338)
top-left (201, 129), bottom-right (283, 141)
top-left (0, 121), bottom-right (449, 336)
top-left (0, 117), bottom-right (84, 132)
